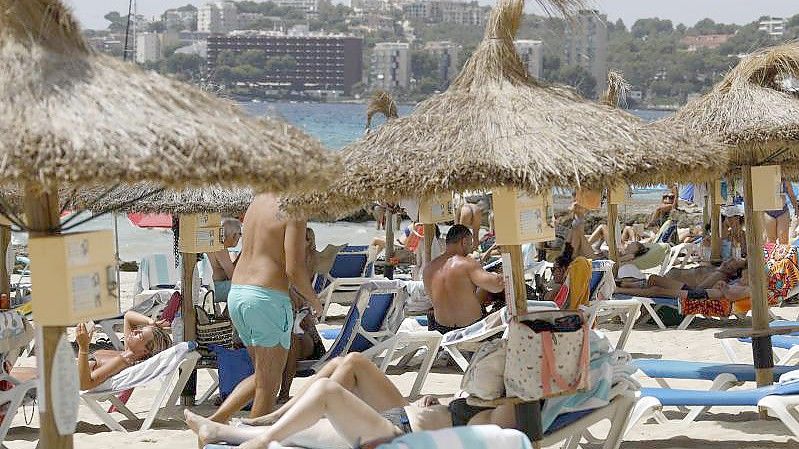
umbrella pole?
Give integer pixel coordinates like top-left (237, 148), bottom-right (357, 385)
top-left (385, 212), bottom-right (395, 280)
top-left (423, 224), bottom-right (435, 267)
top-left (179, 251), bottom-right (198, 405)
top-left (113, 213), bottom-right (122, 301)
top-left (607, 203), bottom-right (619, 275)
top-left (0, 225), bottom-right (11, 297)
top-left (502, 245), bottom-right (527, 316)
top-left (24, 186), bottom-right (72, 449)
top-left (709, 181), bottom-right (722, 262)
top-left (742, 166), bottom-right (774, 388)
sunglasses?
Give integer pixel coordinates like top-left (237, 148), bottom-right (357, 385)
top-left (521, 315), bottom-right (583, 333)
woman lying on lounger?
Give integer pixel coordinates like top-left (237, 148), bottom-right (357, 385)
top-left (185, 353), bottom-right (514, 448)
top-left (616, 271), bottom-right (750, 301)
top-left (76, 311), bottom-right (172, 390)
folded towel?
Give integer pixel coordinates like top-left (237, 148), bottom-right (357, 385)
top-left (376, 425), bottom-right (532, 449)
top-left (88, 342), bottom-right (193, 393)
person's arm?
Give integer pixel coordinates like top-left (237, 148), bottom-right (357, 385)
top-left (671, 184), bottom-right (679, 210)
top-left (210, 249), bottom-right (236, 279)
top-left (480, 243), bottom-right (499, 262)
top-left (123, 310), bottom-right (156, 340)
top-left (76, 323), bottom-right (129, 390)
top-left (466, 259), bottom-right (504, 293)
top-left (285, 221), bottom-right (323, 315)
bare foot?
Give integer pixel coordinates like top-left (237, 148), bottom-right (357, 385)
top-left (240, 413), bottom-right (279, 426)
top-left (184, 409), bottom-right (207, 434)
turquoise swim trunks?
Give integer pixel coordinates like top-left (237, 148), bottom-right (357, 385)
top-left (214, 280), bottom-right (232, 302)
top-left (228, 284), bottom-right (293, 349)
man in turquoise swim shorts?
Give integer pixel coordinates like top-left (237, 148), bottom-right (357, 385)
top-left (209, 193), bottom-right (322, 423)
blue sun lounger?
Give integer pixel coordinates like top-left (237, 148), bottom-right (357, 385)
top-left (721, 321), bottom-right (799, 364)
top-left (627, 379), bottom-right (799, 439)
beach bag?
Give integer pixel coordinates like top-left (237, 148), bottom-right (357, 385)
top-left (504, 310), bottom-right (589, 401)
top-left (195, 303), bottom-right (236, 365)
top-left (210, 345), bottom-right (254, 401)
top-left (461, 339), bottom-right (506, 400)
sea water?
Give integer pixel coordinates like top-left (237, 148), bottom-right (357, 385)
top-left (18, 102), bottom-right (672, 261)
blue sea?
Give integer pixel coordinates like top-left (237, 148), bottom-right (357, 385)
top-left (24, 103), bottom-right (672, 262)
top-left (240, 101), bottom-right (672, 150)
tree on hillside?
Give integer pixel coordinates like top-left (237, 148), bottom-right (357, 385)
top-left (411, 50), bottom-right (439, 84)
top-left (104, 11), bottom-right (128, 33)
top-left (553, 65), bottom-right (596, 98)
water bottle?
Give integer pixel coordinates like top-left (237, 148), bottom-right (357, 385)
top-left (173, 310), bottom-right (184, 343)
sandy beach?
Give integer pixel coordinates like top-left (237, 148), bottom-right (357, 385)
top-left (4, 260), bottom-right (799, 449)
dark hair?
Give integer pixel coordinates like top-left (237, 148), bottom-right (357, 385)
top-left (435, 224), bottom-right (441, 239)
top-left (446, 224), bottom-right (472, 244)
top-left (633, 243), bottom-right (649, 257)
top-left (625, 219), bottom-right (635, 227)
top-left (555, 242), bottom-right (575, 269)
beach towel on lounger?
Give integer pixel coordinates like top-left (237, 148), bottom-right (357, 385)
top-left (88, 342), bottom-right (192, 393)
top-left (566, 257), bottom-right (592, 309)
top-left (373, 425), bottom-right (533, 449)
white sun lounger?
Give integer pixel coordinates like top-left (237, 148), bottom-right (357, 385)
top-left (80, 341), bottom-right (200, 432)
top-left (0, 311), bottom-right (35, 449)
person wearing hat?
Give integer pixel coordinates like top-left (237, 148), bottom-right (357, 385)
top-left (721, 205), bottom-right (746, 261)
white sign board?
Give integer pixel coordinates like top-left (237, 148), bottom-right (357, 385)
top-left (51, 334), bottom-right (79, 435)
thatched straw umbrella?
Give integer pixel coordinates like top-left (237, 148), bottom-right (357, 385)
top-left (286, 0), bottom-right (727, 313)
top-left (0, 2), bottom-right (337, 445)
top-left (665, 42), bottom-right (799, 387)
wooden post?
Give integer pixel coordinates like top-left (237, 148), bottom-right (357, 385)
top-left (24, 185), bottom-right (72, 449)
top-left (607, 203), bottom-right (619, 273)
top-left (742, 167), bottom-right (774, 387)
top-left (384, 212), bottom-right (395, 280)
top-left (0, 225), bottom-right (11, 297)
top-left (502, 245), bottom-right (527, 316)
top-left (180, 251), bottom-right (197, 405)
top-left (709, 181), bottom-right (722, 262)
top-left (422, 224), bottom-right (435, 267)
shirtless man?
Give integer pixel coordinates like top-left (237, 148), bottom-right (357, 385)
top-left (455, 198), bottom-right (487, 251)
top-left (206, 218), bottom-right (242, 302)
top-left (209, 193), bottom-right (323, 423)
top-left (422, 225), bottom-right (504, 334)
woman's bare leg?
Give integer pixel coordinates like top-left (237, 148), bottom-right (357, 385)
top-left (646, 275), bottom-right (686, 290)
top-left (764, 213), bottom-right (777, 242)
top-left (588, 224), bottom-right (607, 245)
top-left (189, 379), bottom-right (399, 448)
top-left (245, 353), bottom-right (406, 426)
top-left (615, 286), bottom-right (682, 298)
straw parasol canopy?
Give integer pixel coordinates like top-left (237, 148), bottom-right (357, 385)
top-left (601, 70), bottom-right (631, 108)
top-left (365, 90), bottom-right (399, 130)
top-left (284, 0), bottom-right (727, 218)
top-left (666, 42), bottom-right (799, 171)
top-left (0, 0), bottom-right (338, 193)
top-left (72, 184), bottom-right (254, 216)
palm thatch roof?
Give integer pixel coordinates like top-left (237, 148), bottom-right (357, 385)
top-left (284, 0), bottom-right (727, 218)
top-left (666, 42), bottom-right (799, 170)
top-left (365, 90), bottom-right (399, 130)
top-left (0, 0), bottom-right (338, 192)
top-left (601, 71), bottom-right (631, 108)
top-left (71, 184), bottom-right (253, 216)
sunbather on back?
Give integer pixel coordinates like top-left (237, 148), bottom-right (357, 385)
top-left (423, 225), bottom-right (504, 334)
top-left (616, 269), bottom-right (750, 301)
top-left (76, 311), bottom-right (172, 390)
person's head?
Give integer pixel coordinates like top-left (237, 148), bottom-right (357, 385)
top-left (624, 219), bottom-right (636, 227)
top-left (570, 202), bottom-right (587, 218)
top-left (445, 224), bottom-right (473, 256)
top-left (720, 257), bottom-right (746, 276)
top-left (222, 218), bottom-right (242, 247)
top-left (553, 243), bottom-right (575, 283)
top-left (126, 325), bottom-right (172, 360)
top-left (662, 192), bottom-right (675, 204)
top-left (624, 242), bottom-right (649, 258)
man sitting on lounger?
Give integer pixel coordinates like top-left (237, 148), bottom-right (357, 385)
top-left (423, 225), bottom-right (504, 334)
top-left (206, 218), bottom-right (242, 302)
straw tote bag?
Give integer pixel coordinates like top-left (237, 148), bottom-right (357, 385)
top-left (504, 310), bottom-right (590, 401)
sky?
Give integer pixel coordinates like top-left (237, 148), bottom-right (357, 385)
top-left (65, 0), bottom-right (799, 30)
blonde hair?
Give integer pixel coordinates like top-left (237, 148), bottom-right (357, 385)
top-left (145, 325), bottom-right (172, 357)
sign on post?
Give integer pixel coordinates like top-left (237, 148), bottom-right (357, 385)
top-left (29, 231), bottom-right (119, 326)
top-left (178, 212), bottom-right (224, 254)
top-left (751, 166), bottom-right (783, 211)
top-left (493, 188), bottom-right (555, 245)
top-left (418, 193), bottom-right (454, 224)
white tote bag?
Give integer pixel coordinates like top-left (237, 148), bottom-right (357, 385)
top-left (461, 339), bottom-right (506, 400)
top-left (504, 310), bottom-right (589, 401)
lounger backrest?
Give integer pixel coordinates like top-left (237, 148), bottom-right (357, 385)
top-left (323, 280), bottom-right (407, 358)
top-left (0, 311), bottom-right (32, 367)
top-left (330, 245), bottom-right (371, 278)
top-left (589, 260), bottom-right (615, 301)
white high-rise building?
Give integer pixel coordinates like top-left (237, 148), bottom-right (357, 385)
top-left (514, 39), bottom-right (543, 79)
top-left (198, 1), bottom-right (238, 33)
top-left (135, 32), bottom-right (161, 63)
top-left (272, 0), bottom-right (319, 13)
top-left (759, 16), bottom-right (786, 38)
top-left (371, 42), bottom-right (411, 90)
top-left (564, 10), bottom-right (608, 90)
